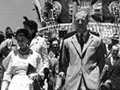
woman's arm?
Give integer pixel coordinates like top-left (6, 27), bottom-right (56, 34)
top-left (1, 51), bottom-right (13, 90)
top-left (1, 58), bottom-right (13, 90)
top-left (1, 80), bottom-right (10, 90)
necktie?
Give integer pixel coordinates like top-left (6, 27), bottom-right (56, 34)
top-left (80, 34), bottom-right (84, 50)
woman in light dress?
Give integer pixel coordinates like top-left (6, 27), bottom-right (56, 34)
top-left (1, 28), bottom-right (43, 90)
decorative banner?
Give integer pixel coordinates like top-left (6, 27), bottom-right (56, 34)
top-left (38, 22), bottom-right (120, 39)
top-left (108, 1), bottom-right (120, 19)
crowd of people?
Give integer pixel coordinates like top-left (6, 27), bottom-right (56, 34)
top-left (0, 8), bottom-right (120, 90)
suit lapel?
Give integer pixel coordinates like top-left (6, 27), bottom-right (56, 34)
top-left (71, 35), bottom-right (82, 57)
top-left (82, 34), bottom-right (93, 54)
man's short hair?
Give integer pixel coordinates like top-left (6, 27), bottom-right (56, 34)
top-left (75, 8), bottom-right (90, 21)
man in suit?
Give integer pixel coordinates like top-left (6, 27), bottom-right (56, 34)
top-left (58, 9), bottom-right (105, 90)
top-left (101, 45), bottom-right (120, 90)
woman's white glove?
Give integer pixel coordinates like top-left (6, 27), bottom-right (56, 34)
top-left (28, 73), bottom-right (39, 80)
top-left (54, 75), bottom-right (62, 90)
top-left (39, 72), bottom-right (45, 80)
top-left (1, 80), bottom-right (10, 90)
top-left (102, 79), bottom-right (112, 89)
top-left (105, 79), bottom-right (111, 84)
top-left (54, 72), bottom-right (65, 90)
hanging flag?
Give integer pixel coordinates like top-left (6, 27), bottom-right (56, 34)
top-left (33, 0), bottom-right (45, 25)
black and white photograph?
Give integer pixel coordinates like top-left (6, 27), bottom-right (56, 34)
top-left (0, 0), bottom-right (120, 90)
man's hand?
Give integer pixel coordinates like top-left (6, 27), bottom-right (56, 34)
top-left (59, 72), bottom-right (65, 79)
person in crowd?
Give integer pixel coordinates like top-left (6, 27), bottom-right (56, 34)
top-left (23, 17), bottom-right (49, 79)
top-left (0, 26), bottom-right (14, 58)
top-left (0, 27), bottom-right (14, 89)
top-left (47, 37), bottom-right (60, 90)
top-left (58, 9), bottom-right (105, 90)
top-left (0, 30), bottom-right (5, 58)
top-left (105, 34), bottom-right (120, 59)
top-left (1, 28), bottom-right (43, 90)
top-left (0, 31), bottom-right (5, 89)
top-left (101, 45), bottom-right (120, 90)
top-left (49, 37), bottom-right (60, 59)
top-left (0, 31), bottom-right (5, 45)
top-left (111, 34), bottom-right (119, 46)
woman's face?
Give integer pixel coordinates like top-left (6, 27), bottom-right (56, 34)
top-left (16, 35), bottom-right (29, 50)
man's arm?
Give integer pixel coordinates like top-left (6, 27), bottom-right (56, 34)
top-left (97, 40), bottom-right (105, 74)
top-left (55, 40), bottom-right (69, 89)
top-left (59, 40), bottom-right (69, 76)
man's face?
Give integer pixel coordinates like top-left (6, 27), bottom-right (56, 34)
top-left (75, 10), bottom-right (88, 33)
top-left (52, 40), bottom-right (59, 51)
top-left (112, 49), bottom-right (119, 59)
